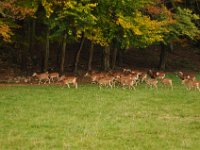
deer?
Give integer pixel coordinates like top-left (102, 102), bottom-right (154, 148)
top-left (148, 69), bottom-right (165, 79)
top-left (58, 75), bottom-right (66, 82)
top-left (62, 76), bottom-right (78, 89)
top-left (138, 72), bottom-right (148, 83)
top-left (32, 72), bottom-right (50, 84)
top-left (116, 72), bottom-right (138, 88)
top-left (84, 71), bottom-right (105, 83)
top-left (119, 77), bottom-right (136, 90)
top-left (49, 72), bottom-right (59, 83)
top-left (145, 78), bottom-right (158, 89)
top-left (109, 70), bottom-right (124, 78)
top-left (177, 71), bottom-right (196, 81)
top-left (122, 68), bottom-right (132, 73)
top-left (161, 78), bottom-right (173, 89)
top-left (97, 76), bottom-right (115, 89)
top-left (182, 79), bottom-right (200, 92)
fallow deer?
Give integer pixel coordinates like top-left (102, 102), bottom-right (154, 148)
top-left (145, 78), bottom-right (158, 89)
top-left (32, 72), bottom-right (50, 84)
top-left (62, 76), bottom-right (78, 89)
top-left (182, 79), bottom-right (200, 91)
top-left (161, 78), bottom-right (173, 89)
top-left (177, 71), bottom-right (196, 81)
top-left (49, 72), bottom-right (59, 83)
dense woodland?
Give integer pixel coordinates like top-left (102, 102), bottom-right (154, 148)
top-left (0, 0), bottom-right (200, 75)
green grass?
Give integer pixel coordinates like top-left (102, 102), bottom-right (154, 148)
top-left (0, 75), bottom-right (200, 150)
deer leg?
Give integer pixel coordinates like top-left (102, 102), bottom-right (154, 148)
top-left (171, 84), bottom-right (173, 90)
top-left (113, 81), bottom-right (116, 88)
top-left (74, 83), bottom-right (78, 89)
top-left (132, 85), bottom-right (136, 90)
top-left (38, 79), bottom-right (41, 85)
top-left (66, 84), bottom-right (70, 88)
top-left (99, 84), bottom-right (102, 90)
top-left (197, 86), bottom-right (200, 92)
top-left (43, 80), bottom-right (46, 84)
top-left (48, 78), bottom-right (50, 84)
top-left (109, 82), bottom-right (112, 89)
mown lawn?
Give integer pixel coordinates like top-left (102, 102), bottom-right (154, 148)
top-left (0, 75), bottom-right (200, 150)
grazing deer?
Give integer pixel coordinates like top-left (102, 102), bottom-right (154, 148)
top-left (62, 76), bottom-right (78, 89)
top-left (177, 71), bottom-right (196, 81)
top-left (49, 72), bottom-right (59, 83)
top-left (58, 75), bottom-right (66, 82)
top-left (32, 72), bottom-right (50, 84)
top-left (182, 79), bottom-right (200, 91)
top-left (161, 78), bottom-right (173, 89)
top-left (145, 78), bottom-right (158, 89)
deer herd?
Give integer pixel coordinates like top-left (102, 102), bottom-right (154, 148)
top-left (31, 69), bottom-right (200, 92)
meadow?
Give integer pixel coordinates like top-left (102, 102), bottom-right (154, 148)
top-left (0, 75), bottom-right (200, 150)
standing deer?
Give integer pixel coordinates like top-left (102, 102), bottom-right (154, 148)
top-left (177, 71), bottom-right (196, 81)
top-left (148, 70), bottom-right (165, 79)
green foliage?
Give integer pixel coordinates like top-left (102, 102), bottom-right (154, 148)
top-left (172, 7), bottom-right (200, 40)
top-left (1, 0), bottom-right (200, 51)
top-left (146, 3), bottom-right (200, 45)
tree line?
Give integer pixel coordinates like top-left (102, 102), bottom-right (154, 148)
top-left (0, 0), bottom-right (200, 74)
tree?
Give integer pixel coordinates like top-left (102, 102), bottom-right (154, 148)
top-left (0, 0), bottom-right (35, 42)
top-left (93, 0), bottom-right (169, 70)
top-left (145, 1), bottom-right (200, 69)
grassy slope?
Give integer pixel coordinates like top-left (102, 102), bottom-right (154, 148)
top-left (0, 75), bottom-right (200, 150)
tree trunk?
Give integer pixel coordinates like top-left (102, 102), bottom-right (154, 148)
top-left (103, 46), bottom-right (110, 71)
top-left (60, 32), bottom-right (67, 74)
top-left (21, 47), bottom-right (28, 72)
top-left (118, 50), bottom-right (123, 66)
top-left (74, 32), bottom-right (85, 73)
top-left (158, 44), bottom-right (168, 70)
top-left (29, 19), bottom-right (36, 65)
top-left (88, 42), bottom-right (94, 71)
top-left (112, 47), bottom-right (118, 69)
top-left (56, 43), bottom-right (61, 70)
top-left (43, 26), bottom-right (50, 72)
top-left (20, 20), bottom-right (29, 72)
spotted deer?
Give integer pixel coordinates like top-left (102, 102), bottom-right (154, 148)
top-left (32, 72), bottom-right (50, 84)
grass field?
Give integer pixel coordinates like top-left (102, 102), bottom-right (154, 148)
top-left (0, 75), bottom-right (200, 150)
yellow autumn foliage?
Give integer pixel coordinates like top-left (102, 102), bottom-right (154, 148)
top-left (0, 23), bottom-right (13, 42)
top-left (117, 11), bottom-right (170, 44)
top-left (42, 0), bottom-right (53, 18)
top-left (86, 28), bottom-right (109, 46)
